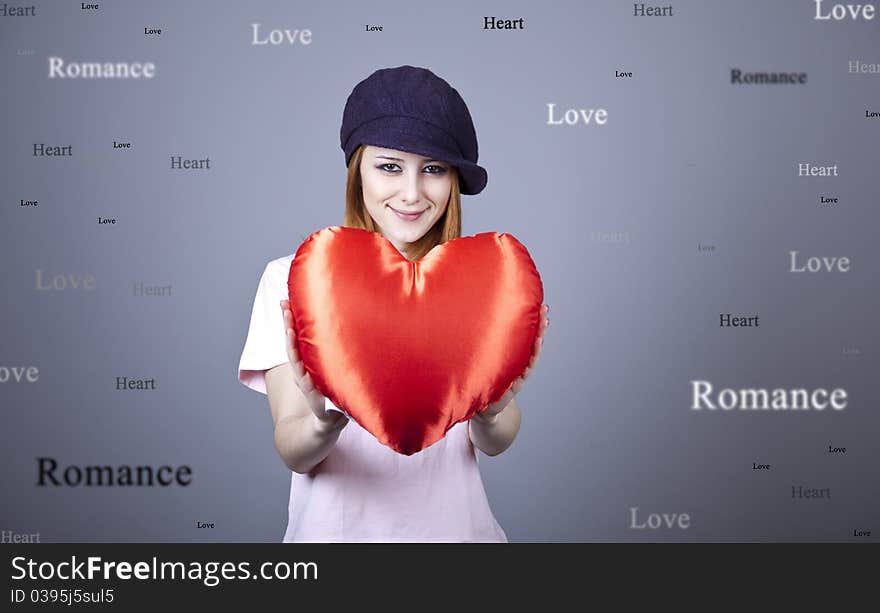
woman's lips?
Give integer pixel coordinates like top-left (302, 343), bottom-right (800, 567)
top-left (390, 206), bottom-right (425, 221)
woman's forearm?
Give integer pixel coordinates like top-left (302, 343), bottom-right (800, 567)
top-left (469, 399), bottom-right (522, 456)
top-left (274, 413), bottom-right (347, 474)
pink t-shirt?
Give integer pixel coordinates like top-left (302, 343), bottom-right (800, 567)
top-left (238, 255), bottom-right (508, 543)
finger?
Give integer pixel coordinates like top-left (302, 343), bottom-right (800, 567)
top-left (536, 313), bottom-right (549, 340)
top-left (489, 391), bottom-right (513, 414)
top-left (525, 343), bottom-right (542, 374)
top-left (530, 337), bottom-right (542, 365)
top-left (299, 369), bottom-right (317, 395)
top-left (287, 330), bottom-right (307, 379)
top-left (284, 330), bottom-right (294, 363)
top-left (535, 320), bottom-right (547, 342)
top-left (286, 327), bottom-right (298, 359)
top-left (511, 377), bottom-right (525, 395)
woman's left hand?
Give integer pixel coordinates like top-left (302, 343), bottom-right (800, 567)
top-left (474, 304), bottom-right (550, 423)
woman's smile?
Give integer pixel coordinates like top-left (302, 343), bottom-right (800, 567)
top-left (388, 205), bottom-right (426, 222)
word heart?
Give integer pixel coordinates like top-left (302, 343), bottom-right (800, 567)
top-left (789, 251), bottom-right (850, 272)
top-left (546, 103), bottom-right (608, 125)
top-left (814, 1), bottom-right (877, 20)
top-left (251, 23), bottom-right (312, 45)
top-left (630, 507), bottom-right (691, 529)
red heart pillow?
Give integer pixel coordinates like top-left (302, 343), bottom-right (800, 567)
top-left (287, 226), bottom-right (544, 455)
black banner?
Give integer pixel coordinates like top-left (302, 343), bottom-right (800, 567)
top-left (2, 543), bottom-right (875, 609)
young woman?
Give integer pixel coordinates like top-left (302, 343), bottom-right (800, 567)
top-left (239, 66), bottom-right (549, 542)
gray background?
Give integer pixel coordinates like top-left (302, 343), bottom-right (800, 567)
top-left (1, 0), bottom-right (877, 542)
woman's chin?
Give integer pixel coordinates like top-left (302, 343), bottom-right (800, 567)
top-left (387, 227), bottom-right (425, 245)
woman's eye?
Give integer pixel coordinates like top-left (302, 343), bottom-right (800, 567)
top-left (378, 163), bottom-right (400, 172)
top-left (424, 165), bottom-right (447, 174)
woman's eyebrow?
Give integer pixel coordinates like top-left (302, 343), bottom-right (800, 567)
top-left (375, 155), bottom-right (445, 164)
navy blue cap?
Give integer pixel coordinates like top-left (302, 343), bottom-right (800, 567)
top-left (340, 65), bottom-right (487, 195)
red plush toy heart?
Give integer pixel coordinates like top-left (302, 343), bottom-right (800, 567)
top-left (287, 226), bottom-right (544, 455)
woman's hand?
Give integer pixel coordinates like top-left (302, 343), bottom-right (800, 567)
top-left (280, 299), bottom-right (347, 430)
top-left (474, 304), bottom-right (550, 424)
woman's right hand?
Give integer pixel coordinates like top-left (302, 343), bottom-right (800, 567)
top-left (280, 299), bottom-right (347, 430)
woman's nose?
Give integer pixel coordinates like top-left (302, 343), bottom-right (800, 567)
top-left (399, 173), bottom-right (422, 204)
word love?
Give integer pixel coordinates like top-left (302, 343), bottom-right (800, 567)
top-left (251, 23), bottom-right (312, 45)
top-left (80, 3), bottom-right (98, 9)
top-left (0, 366), bottom-right (40, 383)
top-left (753, 462), bottom-right (771, 470)
top-left (35, 270), bottom-right (95, 291)
top-left (615, 70), bottom-right (633, 77)
top-left (630, 508), bottom-right (691, 529)
top-left (113, 141), bottom-right (130, 149)
top-left (789, 251), bottom-right (850, 272)
top-left (144, 27), bottom-right (161, 35)
top-left (828, 445), bottom-right (846, 453)
top-left (97, 217), bottom-right (116, 225)
top-left (546, 103), bottom-right (608, 125)
top-left (20, 199), bottom-right (38, 206)
top-left (814, 0), bottom-right (876, 20)
top-left (197, 522), bottom-right (214, 529)
top-left (365, 24), bottom-right (383, 31)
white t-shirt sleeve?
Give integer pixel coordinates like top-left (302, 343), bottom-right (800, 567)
top-left (238, 256), bottom-right (293, 395)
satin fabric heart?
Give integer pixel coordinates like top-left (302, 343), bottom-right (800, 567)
top-left (288, 226), bottom-right (544, 455)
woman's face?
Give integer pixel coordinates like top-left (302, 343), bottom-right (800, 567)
top-left (359, 145), bottom-right (452, 256)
